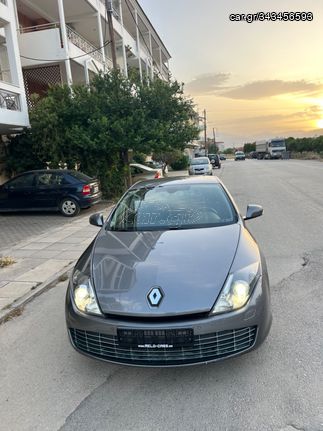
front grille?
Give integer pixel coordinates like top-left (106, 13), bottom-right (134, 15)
top-left (69, 326), bottom-right (257, 366)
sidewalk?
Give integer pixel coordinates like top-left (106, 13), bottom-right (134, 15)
top-left (0, 204), bottom-right (113, 323)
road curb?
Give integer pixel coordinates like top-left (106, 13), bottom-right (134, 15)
top-left (0, 260), bottom-right (75, 325)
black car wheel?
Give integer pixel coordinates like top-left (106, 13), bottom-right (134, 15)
top-left (59, 198), bottom-right (80, 217)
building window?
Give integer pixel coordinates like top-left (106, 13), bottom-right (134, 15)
top-left (0, 28), bottom-right (12, 84)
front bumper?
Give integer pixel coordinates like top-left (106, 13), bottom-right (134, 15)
top-left (66, 277), bottom-right (272, 367)
top-left (189, 170), bottom-right (213, 175)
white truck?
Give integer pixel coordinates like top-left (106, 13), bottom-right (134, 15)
top-left (256, 138), bottom-right (286, 159)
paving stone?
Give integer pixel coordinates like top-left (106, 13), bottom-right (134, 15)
top-left (0, 297), bottom-right (12, 309)
top-left (0, 258), bottom-right (45, 282)
top-left (54, 250), bottom-right (83, 260)
top-left (15, 259), bottom-right (70, 283)
top-left (0, 203), bottom-right (108, 253)
top-left (21, 242), bottom-right (52, 250)
top-left (57, 235), bottom-right (87, 244)
top-left (0, 281), bottom-right (35, 298)
top-left (8, 249), bottom-right (38, 258)
top-left (28, 250), bottom-right (60, 259)
top-left (0, 281), bottom-right (9, 288)
top-left (43, 243), bottom-right (72, 251)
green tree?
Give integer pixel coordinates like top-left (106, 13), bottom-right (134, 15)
top-left (243, 143), bottom-right (256, 153)
top-left (223, 148), bottom-right (235, 154)
top-left (5, 71), bottom-right (199, 197)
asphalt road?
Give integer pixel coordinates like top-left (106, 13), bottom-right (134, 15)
top-left (1, 159), bottom-right (323, 431)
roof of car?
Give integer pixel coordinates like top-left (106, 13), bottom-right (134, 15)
top-left (130, 175), bottom-right (221, 189)
top-left (19, 169), bottom-right (77, 175)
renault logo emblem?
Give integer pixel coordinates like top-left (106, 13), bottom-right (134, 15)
top-left (147, 287), bottom-right (163, 307)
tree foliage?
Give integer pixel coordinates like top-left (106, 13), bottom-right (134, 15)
top-left (5, 71), bottom-right (199, 197)
top-left (223, 148), bottom-right (235, 154)
top-left (286, 136), bottom-right (323, 153)
top-left (243, 143), bottom-right (256, 153)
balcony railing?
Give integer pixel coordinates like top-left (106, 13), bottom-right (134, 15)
top-left (0, 89), bottom-right (20, 111)
top-left (19, 22), bottom-right (60, 33)
top-left (66, 26), bottom-right (106, 66)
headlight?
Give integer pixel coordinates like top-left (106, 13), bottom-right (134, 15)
top-left (72, 270), bottom-right (102, 315)
top-left (211, 262), bottom-right (260, 315)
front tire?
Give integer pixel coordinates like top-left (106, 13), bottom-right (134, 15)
top-left (59, 198), bottom-right (80, 217)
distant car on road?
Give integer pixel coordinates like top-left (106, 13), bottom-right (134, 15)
top-left (130, 163), bottom-right (163, 184)
top-left (235, 151), bottom-right (246, 161)
top-left (0, 169), bottom-right (101, 217)
top-left (208, 154), bottom-right (221, 169)
top-left (66, 175), bottom-right (271, 366)
top-left (219, 154), bottom-right (226, 160)
top-left (188, 157), bottom-right (213, 175)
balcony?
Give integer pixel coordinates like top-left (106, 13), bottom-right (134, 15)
top-left (66, 26), bottom-right (106, 66)
top-left (18, 23), bottom-right (112, 72)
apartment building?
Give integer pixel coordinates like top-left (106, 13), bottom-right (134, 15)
top-left (16, 0), bottom-right (171, 107)
top-left (0, 0), bottom-right (29, 133)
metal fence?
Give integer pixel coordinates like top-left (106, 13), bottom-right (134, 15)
top-left (0, 89), bottom-right (20, 111)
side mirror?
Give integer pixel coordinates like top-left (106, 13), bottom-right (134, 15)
top-left (89, 212), bottom-right (104, 227)
top-left (244, 204), bottom-right (263, 221)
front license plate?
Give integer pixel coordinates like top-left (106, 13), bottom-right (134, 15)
top-left (117, 328), bottom-right (194, 349)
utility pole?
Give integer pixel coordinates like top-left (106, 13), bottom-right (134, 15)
top-left (203, 109), bottom-right (207, 155)
top-left (106, 0), bottom-right (118, 70)
top-left (213, 127), bottom-right (216, 145)
top-left (203, 109), bottom-right (207, 145)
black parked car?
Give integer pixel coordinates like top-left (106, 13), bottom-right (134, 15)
top-left (0, 170), bottom-right (101, 217)
top-left (208, 154), bottom-right (221, 169)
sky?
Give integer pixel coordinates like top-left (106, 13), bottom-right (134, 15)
top-left (139, 0), bottom-right (323, 146)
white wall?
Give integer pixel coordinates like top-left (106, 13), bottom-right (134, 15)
top-left (0, 0), bottom-right (29, 133)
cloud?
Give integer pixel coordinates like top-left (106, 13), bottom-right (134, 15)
top-left (219, 80), bottom-right (322, 100)
top-left (185, 73), bottom-right (231, 94)
top-left (218, 105), bottom-right (323, 128)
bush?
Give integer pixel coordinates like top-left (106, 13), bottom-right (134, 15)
top-left (132, 152), bottom-right (147, 165)
top-left (170, 154), bottom-right (189, 170)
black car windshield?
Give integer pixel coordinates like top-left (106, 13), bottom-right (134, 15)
top-left (107, 183), bottom-right (237, 232)
top-left (190, 158), bottom-right (209, 165)
top-left (270, 141), bottom-right (285, 147)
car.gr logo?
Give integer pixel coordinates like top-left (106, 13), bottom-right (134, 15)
top-left (147, 287), bottom-right (164, 307)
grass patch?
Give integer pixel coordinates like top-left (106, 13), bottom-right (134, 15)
top-left (0, 256), bottom-right (16, 268)
top-left (58, 273), bottom-right (68, 282)
top-left (1, 306), bottom-right (25, 324)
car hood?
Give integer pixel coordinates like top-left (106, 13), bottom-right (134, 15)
top-left (92, 224), bottom-right (241, 317)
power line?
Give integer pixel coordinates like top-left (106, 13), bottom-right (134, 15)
top-left (20, 39), bottom-right (112, 63)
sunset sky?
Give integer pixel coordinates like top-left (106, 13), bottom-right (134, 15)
top-left (139, 0), bottom-right (323, 146)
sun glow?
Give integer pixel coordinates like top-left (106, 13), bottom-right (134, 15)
top-left (317, 119), bottom-right (323, 129)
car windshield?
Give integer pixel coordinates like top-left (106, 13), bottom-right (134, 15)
top-left (236, 152), bottom-right (244, 155)
top-left (107, 183), bottom-right (237, 232)
top-left (270, 141), bottom-right (285, 147)
top-left (190, 158), bottom-right (209, 165)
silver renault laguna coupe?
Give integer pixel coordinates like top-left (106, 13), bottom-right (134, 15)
top-left (66, 176), bottom-right (272, 366)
